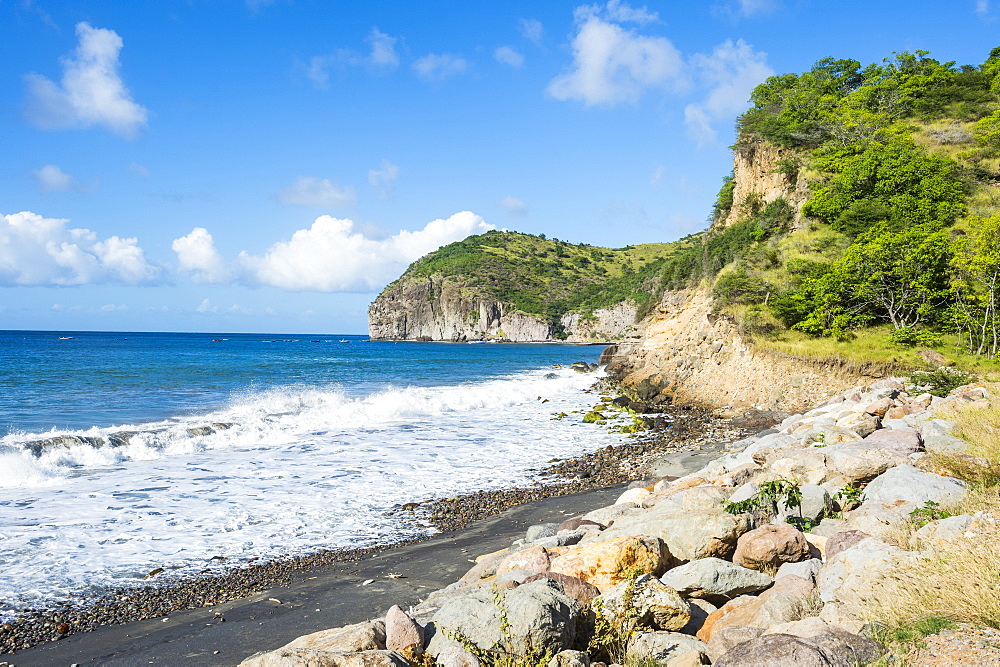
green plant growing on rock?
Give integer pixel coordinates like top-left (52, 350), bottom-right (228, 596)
top-left (723, 479), bottom-right (805, 526)
top-left (832, 484), bottom-right (864, 511)
top-left (442, 585), bottom-right (556, 667)
top-left (908, 367), bottom-right (975, 396)
top-left (909, 500), bottom-right (953, 528)
top-left (586, 575), bottom-right (649, 664)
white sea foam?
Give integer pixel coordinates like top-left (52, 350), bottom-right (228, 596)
top-left (0, 367), bottom-right (623, 618)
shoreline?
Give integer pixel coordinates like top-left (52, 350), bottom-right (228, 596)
top-left (1, 396), bottom-right (751, 658)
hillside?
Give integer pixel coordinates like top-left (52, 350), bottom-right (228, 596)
top-left (368, 231), bottom-right (699, 341)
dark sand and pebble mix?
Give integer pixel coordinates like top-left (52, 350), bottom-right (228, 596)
top-left (0, 380), bottom-right (757, 656)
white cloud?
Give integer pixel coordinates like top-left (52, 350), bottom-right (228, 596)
top-left (519, 18), bottom-right (544, 43)
top-left (305, 28), bottom-right (399, 90)
top-left (650, 165), bottom-right (666, 187)
top-left (499, 196), bottom-right (529, 215)
top-left (0, 211), bottom-right (159, 286)
top-left (172, 227), bottom-right (232, 284)
top-left (368, 159), bottom-right (400, 198)
top-left (173, 212), bottom-right (493, 293)
top-left (368, 28), bottom-right (399, 67)
top-left (412, 54), bottom-right (469, 81)
top-left (100, 303), bottom-right (128, 312)
top-left (196, 298), bottom-right (217, 313)
top-left (276, 177), bottom-right (357, 208)
top-left (574, 0), bottom-right (659, 24)
top-left (976, 0), bottom-right (990, 14)
top-left (127, 162), bottom-right (150, 178)
top-left (32, 164), bottom-right (85, 192)
top-left (495, 46), bottom-right (525, 68)
top-left (23, 22), bottom-right (148, 138)
top-left (684, 39), bottom-right (773, 144)
top-left (713, 0), bottom-right (780, 18)
top-left (546, 9), bottom-right (683, 106)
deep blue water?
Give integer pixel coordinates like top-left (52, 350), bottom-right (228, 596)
top-left (0, 330), bottom-right (605, 434)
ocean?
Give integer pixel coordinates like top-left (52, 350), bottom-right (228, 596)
top-left (0, 330), bottom-right (623, 619)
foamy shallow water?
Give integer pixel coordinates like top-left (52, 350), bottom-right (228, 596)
top-left (0, 367), bottom-right (621, 618)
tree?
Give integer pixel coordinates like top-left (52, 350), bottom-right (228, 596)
top-left (950, 214), bottom-right (1000, 357)
top-left (794, 224), bottom-right (953, 335)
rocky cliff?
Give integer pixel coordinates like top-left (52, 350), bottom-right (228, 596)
top-left (603, 290), bottom-right (868, 416)
top-left (368, 275), bottom-right (552, 342)
top-left (719, 140), bottom-right (811, 229)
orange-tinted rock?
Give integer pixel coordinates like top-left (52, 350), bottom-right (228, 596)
top-left (548, 535), bottom-right (671, 591)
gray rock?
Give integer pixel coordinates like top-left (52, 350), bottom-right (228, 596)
top-left (775, 558), bottom-right (822, 584)
top-left (818, 537), bottom-right (917, 607)
top-left (862, 465), bottom-right (967, 507)
top-left (807, 518), bottom-right (848, 538)
top-left (526, 523), bottom-right (559, 542)
top-left (915, 514), bottom-right (975, 542)
top-left (727, 482), bottom-right (760, 505)
top-left (679, 598), bottom-right (718, 635)
top-left (779, 485), bottom-right (832, 524)
top-left (823, 441), bottom-right (908, 484)
top-left (587, 508), bottom-right (751, 561)
top-left (530, 529), bottom-right (589, 548)
top-left (811, 631), bottom-right (887, 665)
top-left (521, 573), bottom-right (601, 607)
top-left (436, 645), bottom-right (482, 667)
top-left (547, 650), bottom-right (591, 667)
top-left (920, 419), bottom-right (969, 454)
top-left (714, 633), bottom-right (850, 667)
top-left (707, 625), bottom-right (765, 662)
top-left (660, 557), bottom-right (773, 602)
top-left (582, 503), bottom-right (642, 527)
top-left (825, 531), bottom-right (871, 562)
top-left (425, 579), bottom-right (579, 658)
top-left (625, 632), bottom-right (709, 665)
top-left (557, 517), bottom-right (605, 533)
top-left (494, 570), bottom-right (535, 589)
top-left (861, 428), bottom-right (922, 456)
top-left (599, 574), bottom-right (691, 631)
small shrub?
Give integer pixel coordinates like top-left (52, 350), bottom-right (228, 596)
top-left (908, 367), bottom-right (976, 397)
top-left (888, 327), bottom-right (943, 347)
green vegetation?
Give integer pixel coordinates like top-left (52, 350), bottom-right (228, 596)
top-left (381, 230), bottom-right (700, 333)
top-left (675, 46), bottom-right (1000, 375)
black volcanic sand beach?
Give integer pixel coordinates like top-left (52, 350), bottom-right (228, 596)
top-left (3, 400), bottom-right (754, 666)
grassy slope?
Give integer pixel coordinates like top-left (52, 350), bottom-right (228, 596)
top-left (380, 230), bottom-right (701, 322)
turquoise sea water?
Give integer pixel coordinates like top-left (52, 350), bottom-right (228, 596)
top-left (0, 330), bottom-right (619, 616)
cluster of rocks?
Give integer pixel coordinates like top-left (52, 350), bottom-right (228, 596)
top-left (240, 378), bottom-right (992, 666)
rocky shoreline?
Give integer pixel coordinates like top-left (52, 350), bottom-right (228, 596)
top-left (0, 381), bottom-right (749, 656)
top-left (235, 377), bottom-right (997, 666)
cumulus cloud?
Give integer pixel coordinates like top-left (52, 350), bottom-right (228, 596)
top-left (173, 211), bottom-right (493, 293)
top-left (547, 3), bottom-right (683, 106)
top-left (32, 164), bottom-right (86, 192)
top-left (495, 46), bottom-right (525, 68)
top-left (976, 0), bottom-right (990, 14)
top-left (368, 159), bottom-right (400, 198)
top-left (368, 28), bottom-right (400, 67)
top-left (23, 22), bottom-right (148, 138)
top-left (276, 177), bottom-right (357, 208)
top-left (172, 227), bottom-right (233, 284)
top-left (684, 39), bottom-right (773, 144)
top-left (499, 196), bottom-right (529, 215)
top-left (0, 211), bottom-right (159, 286)
top-left (519, 18), bottom-right (544, 43)
top-left (413, 54), bottom-right (469, 81)
top-left (305, 27), bottom-right (399, 89)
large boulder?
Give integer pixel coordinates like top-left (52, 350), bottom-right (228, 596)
top-left (823, 441), bottom-right (911, 484)
top-left (714, 633), bottom-right (851, 667)
top-left (824, 531), bottom-right (870, 562)
top-left (706, 625), bottom-right (765, 662)
top-left (733, 523), bottom-right (811, 572)
top-left (763, 618), bottom-right (886, 664)
top-left (660, 557), bottom-right (773, 603)
top-left (241, 620), bottom-right (387, 665)
top-left (697, 576), bottom-right (816, 642)
top-left (385, 606), bottom-right (423, 659)
top-left (548, 535), bottom-right (672, 591)
top-left (625, 632), bottom-right (709, 665)
top-left (521, 572), bottom-right (601, 607)
top-left (598, 574), bottom-right (691, 631)
top-left (861, 465), bottom-right (967, 508)
top-left (547, 650), bottom-right (591, 667)
top-left (861, 428), bottom-right (922, 455)
top-left (425, 579), bottom-right (580, 659)
top-left (920, 419), bottom-right (970, 454)
top-left (241, 649), bottom-right (409, 667)
top-left (587, 508), bottom-right (751, 562)
top-left (495, 544), bottom-right (559, 575)
top-left (817, 537), bottom-right (918, 621)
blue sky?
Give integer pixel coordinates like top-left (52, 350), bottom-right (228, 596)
top-left (2, 0), bottom-right (997, 334)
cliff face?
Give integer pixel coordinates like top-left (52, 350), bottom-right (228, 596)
top-left (368, 276), bottom-right (549, 341)
top-left (606, 142), bottom-right (866, 413)
top-left (603, 290), bottom-right (868, 415)
top-left (720, 140), bottom-right (811, 230)
top-left (368, 274), bottom-right (642, 342)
